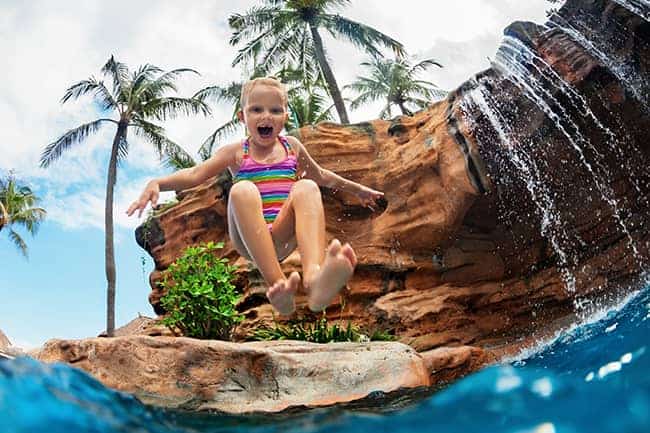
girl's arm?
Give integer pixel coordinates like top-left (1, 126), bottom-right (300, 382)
top-left (287, 136), bottom-right (384, 207)
top-left (127, 141), bottom-right (239, 217)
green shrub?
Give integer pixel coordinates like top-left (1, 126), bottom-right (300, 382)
top-left (249, 315), bottom-right (396, 343)
top-left (159, 241), bottom-right (242, 340)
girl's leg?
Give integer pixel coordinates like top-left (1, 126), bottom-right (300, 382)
top-left (228, 181), bottom-right (299, 314)
top-left (271, 179), bottom-right (325, 278)
top-left (271, 179), bottom-right (357, 311)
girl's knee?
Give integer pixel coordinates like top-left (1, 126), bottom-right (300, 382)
top-left (292, 179), bottom-right (320, 199)
top-left (229, 181), bottom-right (260, 203)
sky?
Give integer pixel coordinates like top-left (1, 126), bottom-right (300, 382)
top-left (0, 0), bottom-right (555, 349)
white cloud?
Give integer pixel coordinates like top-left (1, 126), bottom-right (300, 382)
top-left (1, 0), bottom-right (553, 230)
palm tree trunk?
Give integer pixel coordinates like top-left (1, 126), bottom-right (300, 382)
top-left (398, 101), bottom-right (412, 116)
top-left (0, 202), bottom-right (6, 232)
top-left (309, 24), bottom-right (350, 124)
top-left (104, 122), bottom-right (125, 337)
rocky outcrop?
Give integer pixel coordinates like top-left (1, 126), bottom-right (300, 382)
top-left (36, 337), bottom-right (435, 413)
top-left (0, 329), bottom-right (17, 360)
top-left (38, 0), bottom-right (650, 414)
top-left (0, 329), bottom-right (10, 352)
top-left (137, 0), bottom-right (650, 351)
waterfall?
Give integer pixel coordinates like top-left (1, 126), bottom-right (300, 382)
top-left (456, 1), bottom-right (650, 291)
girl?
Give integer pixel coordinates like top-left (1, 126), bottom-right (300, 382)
top-left (127, 77), bottom-right (384, 315)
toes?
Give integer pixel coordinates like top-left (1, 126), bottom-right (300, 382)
top-left (288, 271), bottom-right (301, 289)
top-left (327, 239), bottom-right (342, 257)
top-left (268, 279), bottom-right (286, 296)
top-left (342, 243), bottom-right (357, 267)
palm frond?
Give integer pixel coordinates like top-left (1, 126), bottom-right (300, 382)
top-left (61, 77), bottom-right (117, 110)
top-left (256, 27), bottom-right (305, 73)
top-left (163, 148), bottom-right (198, 170)
top-left (320, 14), bottom-right (406, 58)
top-left (198, 118), bottom-right (242, 160)
top-left (228, 6), bottom-right (286, 46)
top-left (8, 229), bottom-right (28, 258)
top-left (232, 25), bottom-right (286, 68)
top-left (132, 119), bottom-right (195, 165)
top-left (140, 97), bottom-right (211, 121)
top-left (409, 58), bottom-right (443, 73)
top-left (101, 56), bottom-right (129, 98)
top-left (348, 90), bottom-right (383, 110)
top-left (11, 207), bottom-right (46, 235)
top-left (117, 134), bottom-right (129, 163)
top-left (133, 67), bottom-right (198, 105)
top-left (193, 83), bottom-right (242, 105)
top-left (40, 118), bottom-right (116, 168)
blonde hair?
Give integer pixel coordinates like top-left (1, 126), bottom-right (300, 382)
top-left (240, 77), bottom-right (288, 108)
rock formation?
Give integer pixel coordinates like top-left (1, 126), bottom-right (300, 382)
top-left (36, 337), bottom-right (430, 413)
top-left (0, 329), bottom-right (10, 351)
top-left (36, 0), bottom-right (650, 413)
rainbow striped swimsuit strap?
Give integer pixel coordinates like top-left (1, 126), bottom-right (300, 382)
top-left (234, 136), bottom-right (297, 229)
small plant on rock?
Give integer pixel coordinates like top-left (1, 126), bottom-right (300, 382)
top-left (250, 314), bottom-right (396, 344)
top-left (160, 241), bottom-right (242, 340)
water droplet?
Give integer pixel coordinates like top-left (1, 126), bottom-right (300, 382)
top-left (533, 422), bottom-right (556, 433)
top-left (531, 377), bottom-right (553, 398)
top-left (597, 361), bottom-right (622, 379)
top-left (495, 373), bottom-right (522, 393)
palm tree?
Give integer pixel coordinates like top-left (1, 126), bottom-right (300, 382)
top-left (346, 57), bottom-right (447, 119)
top-left (40, 56), bottom-right (210, 336)
top-left (286, 81), bottom-right (335, 130)
top-left (0, 175), bottom-right (46, 258)
top-left (228, 0), bottom-right (406, 124)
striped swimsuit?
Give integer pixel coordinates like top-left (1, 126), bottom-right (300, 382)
top-left (232, 136), bottom-right (297, 230)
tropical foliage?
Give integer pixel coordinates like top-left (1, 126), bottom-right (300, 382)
top-left (250, 315), bottom-right (396, 343)
top-left (41, 56), bottom-right (210, 336)
top-left (228, 0), bottom-right (405, 124)
top-left (286, 76), bottom-right (335, 130)
top-left (159, 242), bottom-right (243, 340)
top-left (346, 56), bottom-right (447, 119)
top-left (192, 80), bottom-right (246, 163)
top-left (0, 175), bottom-right (46, 258)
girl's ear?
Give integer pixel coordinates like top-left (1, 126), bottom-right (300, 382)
top-left (237, 110), bottom-right (244, 122)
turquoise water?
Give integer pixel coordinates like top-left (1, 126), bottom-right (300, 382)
top-left (1, 284), bottom-right (649, 433)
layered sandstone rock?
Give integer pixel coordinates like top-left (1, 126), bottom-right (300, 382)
top-left (36, 337), bottom-right (434, 413)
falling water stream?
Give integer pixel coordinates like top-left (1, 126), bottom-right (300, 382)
top-left (459, 6), bottom-right (649, 292)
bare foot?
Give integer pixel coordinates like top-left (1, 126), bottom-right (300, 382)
top-left (305, 239), bottom-right (356, 312)
top-left (267, 272), bottom-right (301, 315)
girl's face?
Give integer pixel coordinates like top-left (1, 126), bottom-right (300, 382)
top-left (238, 85), bottom-right (288, 147)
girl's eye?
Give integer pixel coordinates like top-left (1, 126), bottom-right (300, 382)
top-left (251, 107), bottom-right (262, 113)
top-left (271, 108), bottom-right (283, 114)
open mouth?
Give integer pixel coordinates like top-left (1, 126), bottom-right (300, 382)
top-left (257, 126), bottom-right (273, 138)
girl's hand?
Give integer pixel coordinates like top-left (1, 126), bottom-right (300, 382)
top-left (126, 181), bottom-right (160, 218)
top-left (356, 185), bottom-right (384, 209)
